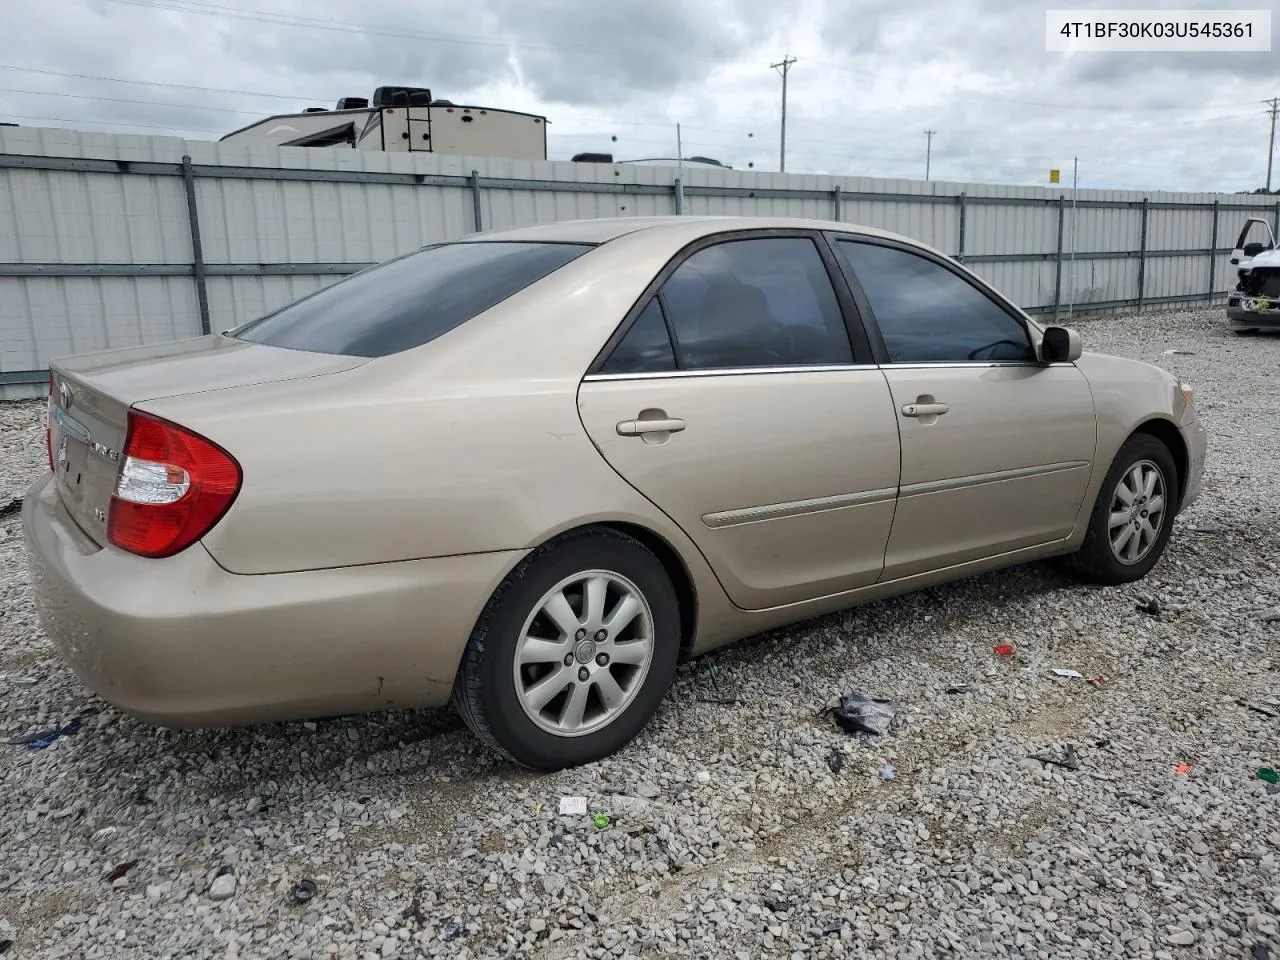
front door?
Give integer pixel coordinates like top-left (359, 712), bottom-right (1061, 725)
top-left (577, 233), bottom-right (902, 610)
top-left (830, 235), bottom-right (1097, 580)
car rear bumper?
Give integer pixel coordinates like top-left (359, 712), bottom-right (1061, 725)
top-left (22, 473), bottom-right (521, 728)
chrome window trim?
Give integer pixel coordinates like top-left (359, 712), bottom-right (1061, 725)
top-left (583, 364), bottom-right (880, 381)
top-left (582, 360), bottom-right (1076, 382)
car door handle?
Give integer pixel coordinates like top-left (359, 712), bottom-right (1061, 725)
top-left (901, 402), bottom-right (949, 417)
top-left (617, 417), bottom-right (686, 436)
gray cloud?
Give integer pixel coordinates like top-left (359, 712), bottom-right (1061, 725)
top-left (3, 0), bottom-right (1278, 192)
top-left (490, 0), bottom-right (784, 104)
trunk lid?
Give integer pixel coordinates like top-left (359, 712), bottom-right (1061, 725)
top-left (48, 334), bottom-right (367, 546)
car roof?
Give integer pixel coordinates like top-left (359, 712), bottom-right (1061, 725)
top-left (457, 215), bottom-right (914, 247)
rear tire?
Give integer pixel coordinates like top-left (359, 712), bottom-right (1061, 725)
top-left (1063, 433), bottom-right (1179, 586)
top-left (452, 527), bottom-right (681, 770)
top-left (1233, 327), bottom-right (1260, 336)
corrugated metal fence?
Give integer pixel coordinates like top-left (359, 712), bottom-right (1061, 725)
top-left (3, 126), bottom-right (1279, 398)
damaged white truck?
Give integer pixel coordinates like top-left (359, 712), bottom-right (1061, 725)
top-left (1226, 217), bottom-right (1280, 334)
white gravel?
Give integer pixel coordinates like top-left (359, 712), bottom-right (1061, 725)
top-left (1, 307), bottom-right (1278, 960)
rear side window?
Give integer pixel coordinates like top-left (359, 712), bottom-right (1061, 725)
top-left (659, 238), bottom-right (853, 370)
top-left (599, 298), bottom-right (676, 374)
top-left (231, 241), bottom-right (593, 357)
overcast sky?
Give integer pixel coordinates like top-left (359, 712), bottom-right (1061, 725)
top-left (3, 0), bottom-right (1278, 192)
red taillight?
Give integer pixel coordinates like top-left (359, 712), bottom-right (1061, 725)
top-left (107, 410), bottom-right (242, 559)
top-left (46, 373), bottom-right (54, 471)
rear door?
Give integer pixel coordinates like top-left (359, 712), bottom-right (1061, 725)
top-left (577, 230), bottom-right (902, 611)
top-left (828, 234), bottom-right (1097, 580)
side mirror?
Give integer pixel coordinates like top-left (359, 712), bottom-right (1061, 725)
top-left (1041, 325), bottom-right (1082, 363)
top-left (1242, 241), bottom-right (1267, 258)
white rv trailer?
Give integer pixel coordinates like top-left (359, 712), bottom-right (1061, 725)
top-left (220, 85), bottom-right (548, 162)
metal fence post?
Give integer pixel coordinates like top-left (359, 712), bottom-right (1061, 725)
top-left (1274, 199), bottom-right (1280, 241)
top-left (469, 170), bottom-right (483, 232)
top-left (1136, 198), bottom-right (1150, 312)
top-left (1053, 195), bottom-right (1066, 318)
top-left (673, 177), bottom-right (684, 215)
top-left (1208, 200), bottom-right (1219, 302)
top-left (180, 155), bottom-right (211, 336)
top-left (832, 185), bottom-right (842, 221)
top-left (956, 192), bottom-right (967, 262)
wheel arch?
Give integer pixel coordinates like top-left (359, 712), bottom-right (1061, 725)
top-left (1131, 416), bottom-right (1189, 510)
top-left (518, 521), bottom-right (700, 663)
top-left (592, 521), bottom-right (699, 662)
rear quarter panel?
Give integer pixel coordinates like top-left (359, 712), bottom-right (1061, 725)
top-left (139, 230), bottom-right (735, 639)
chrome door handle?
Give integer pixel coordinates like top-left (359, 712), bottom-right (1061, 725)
top-left (901, 402), bottom-right (949, 417)
top-left (617, 417), bottom-right (686, 436)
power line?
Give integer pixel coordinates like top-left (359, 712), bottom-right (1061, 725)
top-left (0, 86), bottom-right (262, 115)
top-left (0, 65), bottom-right (318, 103)
top-left (100, 0), bottom-right (751, 66)
top-left (0, 113), bottom-right (226, 134)
top-left (799, 57), bottom-right (1255, 115)
top-left (770, 55), bottom-right (797, 172)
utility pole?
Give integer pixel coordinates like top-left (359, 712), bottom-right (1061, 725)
top-left (924, 129), bottom-right (937, 180)
top-left (1068, 156), bottom-right (1078, 321)
top-left (1266, 97), bottom-right (1279, 192)
top-left (771, 55), bottom-right (797, 172)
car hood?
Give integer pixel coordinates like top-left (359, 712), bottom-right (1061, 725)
top-left (1242, 248), bottom-right (1280, 271)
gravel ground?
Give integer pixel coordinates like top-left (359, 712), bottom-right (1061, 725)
top-left (1, 306), bottom-right (1278, 960)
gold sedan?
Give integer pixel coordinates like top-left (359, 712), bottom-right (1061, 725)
top-left (24, 216), bottom-right (1206, 770)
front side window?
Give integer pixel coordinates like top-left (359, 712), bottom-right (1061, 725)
top-left (835, 240), bottom-right (1035, 364)
top-left (232, 241), bottom-right (593, 358)
top-left (658, 237), bottom-right (854, 370)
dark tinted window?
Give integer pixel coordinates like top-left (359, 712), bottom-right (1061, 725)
top-left (659, 238), bottom-right (853, 370)
top-left (600, 298), bottom-right (676, 374)
top-left (232, 241), bottom-right (593, 357)
top-left (835, 240), bottom-right (1034, 363)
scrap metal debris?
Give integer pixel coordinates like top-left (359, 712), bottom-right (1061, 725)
top-left (1028, 744), bottom-right (1080, 771)
top-left (1239, 699), bottom-right (1278, 719)
top-left (694, 662), bottom-right (742, 705)
top-left (104, 860), bottom-right (139, 883)
top-left (0, 498), bottom-right (21, 521)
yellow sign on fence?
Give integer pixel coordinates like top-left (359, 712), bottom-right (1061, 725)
top-left (1049, 169), bottom-right (1061, 184)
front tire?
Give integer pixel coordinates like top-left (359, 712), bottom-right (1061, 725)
top-left (452, 527), bottom-right (681, 770)
top-left (1063, 433), bottom-right (1179, 585)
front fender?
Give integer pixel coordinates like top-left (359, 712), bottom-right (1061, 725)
top-left (1065, 351), bottom-right (1198, 540)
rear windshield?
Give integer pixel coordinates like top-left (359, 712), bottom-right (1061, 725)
top-left (230, 241), bottom-right (594, 357)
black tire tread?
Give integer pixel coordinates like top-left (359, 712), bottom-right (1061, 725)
top-left (1063, 433), bottom-right (1179, 586)
top-left (451, 526), bottom-right (673, 768)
